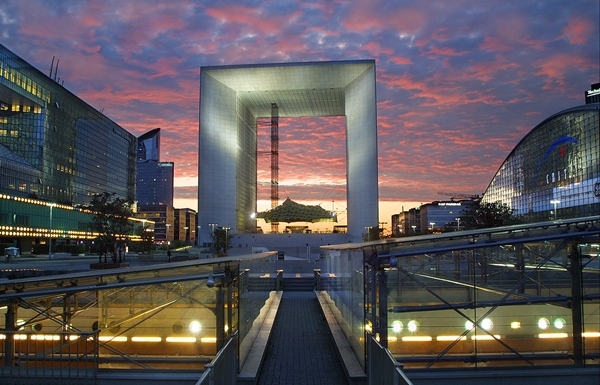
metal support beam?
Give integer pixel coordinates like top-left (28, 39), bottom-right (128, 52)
top-left (3, 303), bottom-right (16, 366)
top-left (270, 103), bottom-right (279, 233)
top-left (569, 242), bottom-right (584, 367)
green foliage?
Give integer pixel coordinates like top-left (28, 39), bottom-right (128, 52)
top-left (460, 201), bottom-right (521, 229)
top-left (211, 227), bottom-right (233, 255)
top-left (84, 192), bottom-right (134, 263)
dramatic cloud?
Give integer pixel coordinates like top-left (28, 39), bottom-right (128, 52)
top-left (1, 0), bottom-right (597, 227)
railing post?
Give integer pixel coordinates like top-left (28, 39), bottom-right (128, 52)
top-left (276, 270), bottom-right (283, 292)
top-left (3, 303), bottom-right (16, 366)
top-left (570, 242), bottom-right (584, 367)
top-left (314, 269), bottom-right (321, 291)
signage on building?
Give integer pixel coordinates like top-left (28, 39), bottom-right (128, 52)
top-left (585, 83), bottom-right (600, 104)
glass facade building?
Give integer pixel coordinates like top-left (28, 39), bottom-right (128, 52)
top-left (136, 160), bottom-right (174, 206)
top-left (0, 44), bottom-right (137, 206)
top-left (482, 104), bottom-right (599, 222)
top-left (137, 127), bottom-right (161, 161)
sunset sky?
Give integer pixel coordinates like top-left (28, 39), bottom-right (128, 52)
top-left (1, 1), bottom-right (598, 231)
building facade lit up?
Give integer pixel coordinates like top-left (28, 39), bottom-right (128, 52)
top-left (482, 103), bottom-right (599, 221)
top-left (0, 44), bottom-right (138, 251)
top-left (0, 43), bottom-right (137, 206)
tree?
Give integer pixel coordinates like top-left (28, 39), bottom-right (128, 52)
top-left (211, 227), bottom-right (233, 256)
top-left (84, 192), bottom-right (134, 263)
top-left (459, 201), bottom-right (521, 230)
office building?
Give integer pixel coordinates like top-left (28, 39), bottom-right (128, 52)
top-left (482, 103), bottom-right (599, 221)
top-left (0, 43), bottom-right (137, 205)
top-left (136, 128), bottom-right (174, 206)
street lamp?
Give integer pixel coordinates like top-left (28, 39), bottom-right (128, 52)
top-left (430, 222), bottom-right (435, 233)
top-left (455, 217), bottom-right (461, 231)
top-left (550, 200), bottom-right (560, 220)
top-left (141, 219), bottom-right (147, 254)
top-left (184, 226), bottom-right (189, 246)
top-left (223, 227), bottom-right (230, 254)
top-left (365, 226), bottom-right (373, 241)
top-left (165, 223), bottom-right (171, 262)
top-left (47, 203), bottom-right (57, 260)
top-left (197, 225), bottom-right (201, 246)
top-left (411, 225), bottom-right (416, 234)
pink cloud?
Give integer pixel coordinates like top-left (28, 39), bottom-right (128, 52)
top-left (343, 0), bottom-right (426, 33)
top-left (562, 16), bottom-right (594, 45)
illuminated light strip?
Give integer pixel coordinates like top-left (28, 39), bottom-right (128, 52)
top-left (583, 332), bottom-right (600, 338)
top-left (436, 335), bottom-right (467, 341)
top-left (30, 335), bottom-right (60, 341)
top-left (538, 333), bottom-right (568, 339)
top-left (97, 336), bottom-right (128, 342)
top-left (14, 334), bottom-right (28, 340)
top-left (387, 336), bottom-right (398, 342)
top-left (200, 337), bottom-right (217, 343)
top-left (471, 335), bottom-right (501, 340)
top-left (166, 337), bottom-right (197, 343)
top-left (401, 336), bottom-right (432, 342)
top-left (131, 337), bottom-right (162, 342)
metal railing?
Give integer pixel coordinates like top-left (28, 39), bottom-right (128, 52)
top-left (367, 334), bottom-right (413, 385)
top-left (0, 331), bottom-right (98, 383)
top-left (195, 331), bottom-right (238, 385)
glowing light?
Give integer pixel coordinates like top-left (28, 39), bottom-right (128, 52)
top-left (189, 321), bottom-right (201, 334)
top-left (200, 337), bottom-right (217, 343)
top-left (539, 333), bottom-right (568, 339)
top-left (401, 336), bottom-right (432, 342)
top-left (166, 337), bottom-right (197, 343)
top-left (30, 334), bottom-right (59, 341)
top-left (510, 322), bottom-right (521, 329)
top-left (465, 321), bottom-right (474, 331)
top-left (583, 332), bottom-right (600, 338)
top-left (131, 336), bottom-right (162, 342)
top-left (481, 318), bottom-right (493, 331)
top-left (407, 320), bottom-right (419, 333)
top-left (392, 320), bottom-right (403, 334)
top-left (553, 318), bottom-right (566, 329)
top-left (97, 336), bottom-right (127, 342)
top-left (471, 335), bottom-right (501, 340)
top-left (538, 318), bottom-right (550, 330)
top-left (436, 335), bottom-right (467, 341)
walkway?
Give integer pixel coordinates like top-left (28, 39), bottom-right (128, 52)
top-left (257, 292), bottom-right (348, 385)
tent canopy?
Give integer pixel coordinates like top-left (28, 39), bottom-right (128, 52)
top-left (256, 198), bottom-right (337, 223)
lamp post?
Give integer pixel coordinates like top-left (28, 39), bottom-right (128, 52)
top-left (197, 225), bottom-right (201, 246)
top-left (47, 203), bottom-right (57, 260)
top-left (430, 222), bottom-right (435, 233)
top-left (165, 223), bottom-right (171, 262)
top-left (411, 225), bottom-right (416, 234)
top-left (455, 217), bottom-right (461, 231)
top-left (208, 223), bottom-right (217, 248)
top-left (141, 219), bottom-right (147, 254)
top-left (223, 227), bottom-right (230, 254)
top-left (550, 200), bottom-right (560, 220)
top-left (365, 226), bottom-right (373, 241)
top-left (184, 226), bottom-right (189, 246)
